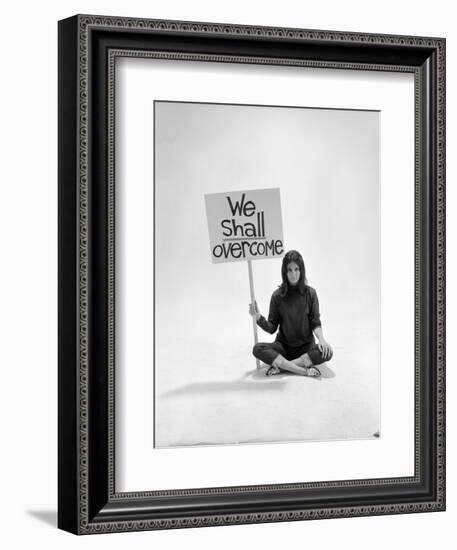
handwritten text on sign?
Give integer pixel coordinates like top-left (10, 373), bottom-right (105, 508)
top-left (205, 188), bottom-right (284, 263)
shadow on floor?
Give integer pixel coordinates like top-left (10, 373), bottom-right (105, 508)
top-left (26, 510), bottom-right (57, 528)
top-left (161, 363), bottom-right (336, 398)
top-left (161, 376), bottom-right (287, 397)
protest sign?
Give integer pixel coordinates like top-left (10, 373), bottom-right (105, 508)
top-left (205, 188), bottom-right (284, 368)
top-left (204, 188), bottom-right (284, 263)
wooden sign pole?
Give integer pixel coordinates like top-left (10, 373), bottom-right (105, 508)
top-left (248, 260), bottom-right (261, 369)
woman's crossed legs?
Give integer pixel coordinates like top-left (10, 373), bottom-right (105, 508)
top-left (253, 341), bottom-right (333, 377)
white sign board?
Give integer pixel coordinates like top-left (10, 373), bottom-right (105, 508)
top-left (205, 188), bottom-right (284, 263)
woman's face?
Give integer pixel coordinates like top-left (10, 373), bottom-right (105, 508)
top-left (286, 261), bottom-right (300, 285)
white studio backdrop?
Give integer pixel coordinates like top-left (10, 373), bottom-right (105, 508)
top-left (115, 58), bottom-right (414, 492)
top-left (1, 1), bottom-right (455, 549)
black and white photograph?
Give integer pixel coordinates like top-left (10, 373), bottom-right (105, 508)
top-left (154, 101), bottom-right (380, 448)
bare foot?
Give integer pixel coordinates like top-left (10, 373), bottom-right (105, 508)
top-left (303, 366), bottom-right (321, 377)
top-left (266, 366), bottom-right (281, 376)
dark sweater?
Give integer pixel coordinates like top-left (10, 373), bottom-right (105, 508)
top-left (257, 285), bottom-right (321, 347)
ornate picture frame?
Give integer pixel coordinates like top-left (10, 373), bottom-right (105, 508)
top-left (58, 14), bottom-right (445, 534)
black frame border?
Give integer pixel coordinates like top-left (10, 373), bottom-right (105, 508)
top-left (58, 14), bottom-right (445, 534)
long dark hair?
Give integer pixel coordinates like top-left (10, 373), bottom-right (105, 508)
top-left (279, 250), bottom-right (308, 297)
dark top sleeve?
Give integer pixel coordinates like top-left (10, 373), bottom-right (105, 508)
top-left (257, 293), bottom-right (280, 334)
top-left (309, 287), bottom-right (322, 330)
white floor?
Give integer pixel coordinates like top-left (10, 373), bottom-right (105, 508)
top-left (155, 340), bottom-right (380, 447)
